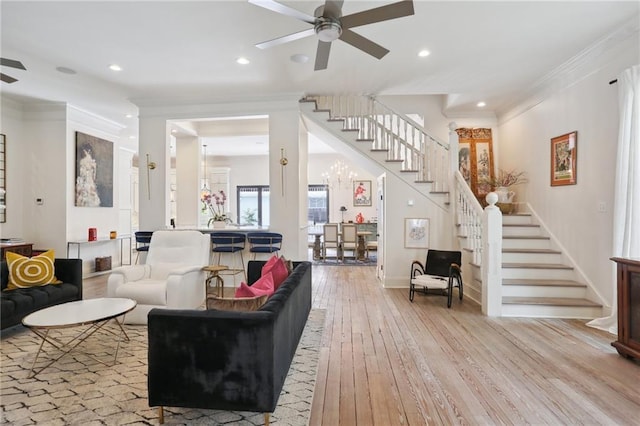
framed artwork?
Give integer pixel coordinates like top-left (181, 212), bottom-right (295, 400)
top-left (550, 131), bottom-right (577, 186)
top-left (404, 218), bottom-right (429, 249)
top-left (75, 131), bottom-right (114, 207)
top-left (456, 128), bottom-right (494, 199)
top-left (353, 180), bottom-right (372, 207)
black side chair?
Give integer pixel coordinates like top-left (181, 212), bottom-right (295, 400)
top-left (409, 249), bottom-right (463, 308)
top-left (247, 232), bottom-right (283, 260)
top-left (134, 231), bottom-right (153, 264)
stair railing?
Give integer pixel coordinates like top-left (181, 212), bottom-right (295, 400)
top-left (454, 171), bottom-right (484, 266)
top-left (306, 95), bottom-right (450, 193)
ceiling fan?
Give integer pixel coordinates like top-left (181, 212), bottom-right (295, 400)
top-left (1, 57), bottom-right (26, 84)
top-left (249, 0), bottom-right (414, 71)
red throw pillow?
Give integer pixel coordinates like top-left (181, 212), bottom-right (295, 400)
top-left (235, 272), bottom-right (275, 298)
top-left (261, 255), bottom-right (289, 289)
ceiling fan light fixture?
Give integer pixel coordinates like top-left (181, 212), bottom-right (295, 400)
top-left (315, 18), bottom-right (342, 42)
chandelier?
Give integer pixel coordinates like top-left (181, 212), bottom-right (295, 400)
top-left (321, 159), bottom-right (357, 190)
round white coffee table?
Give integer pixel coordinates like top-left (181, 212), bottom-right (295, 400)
top-left (22, 298), bottom-right (136, 378)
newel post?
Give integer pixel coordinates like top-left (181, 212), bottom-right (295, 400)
top-left (482, 192), bottom-right (503, 316)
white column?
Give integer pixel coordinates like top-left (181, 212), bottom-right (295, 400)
top-left (268, 109), bottom-right (302, 259)
top-left (138, 117), bottom-right (170, 230)
top-left (175, 135), bottom-right (199, 228)
top-left (482, 192), bottom-right (502, 316)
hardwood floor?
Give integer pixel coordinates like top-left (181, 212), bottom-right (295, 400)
top-left (308, 265), bottom-right (639, 426)
top-left (84, 265), bottom-right (640, 425)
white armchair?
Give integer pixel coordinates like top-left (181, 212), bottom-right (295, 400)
top-left (107, 230), bottom-right (210, 324)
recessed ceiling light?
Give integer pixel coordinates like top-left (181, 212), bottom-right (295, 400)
top-left (236, 57), bottom-right (250, 65)
top-left (125, 114), bottom-right (133, 118)
top-left (418, 50), bottom-right (430, 57)
top-left (109, 64), bottom-right (122, 71)
top-left (171, 129), bottom-right (177, 133)
top-left (290, 53), bottom-right (309, 64)
top-left (477, 101), bottom-right (486, 107)
top-left (129, 135), bottom-right (136, 140)
top-left (56, 66), bottom-right (77, 75)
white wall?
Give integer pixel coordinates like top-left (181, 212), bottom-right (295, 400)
top-left (1, 98), bottom-right (127, 275)
top-left (497, 33), bottom-right (639, 307)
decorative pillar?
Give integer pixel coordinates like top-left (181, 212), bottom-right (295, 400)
top-left (482, 192), bottom-right (502, 316)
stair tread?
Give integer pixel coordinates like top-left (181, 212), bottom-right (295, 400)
top-left (503, 279), bottom-right (586, 287)
top-left (356, 138), bottom-right (374, 142)
top-left (503, 248), bottom-right (561, 254)
top-left (400, 169), bottom-right (419, 173)
top-left (503, 297), bottom-right (601, 307)
top-left (503, 224), bottom-right (540, 228)
top-left (415, 180), bottom-right (434, 184)
top-left (430, 191), bottom-right (449, 195)
top-left (503, 235), bottom-right (550, 240)
top-left (503, 262), bottom-right (573, 270)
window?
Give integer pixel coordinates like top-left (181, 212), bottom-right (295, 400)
top-left (308, 184), bottom-right (329, 224)
top-left (237, 185), bottom-right (270, 227)
top-left (237, 184), bottom-right (329, 227)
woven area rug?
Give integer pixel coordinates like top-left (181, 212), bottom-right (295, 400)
top-left (1, 309), bottom-right (326, 425)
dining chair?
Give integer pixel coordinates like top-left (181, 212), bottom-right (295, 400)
top-left (340, 223), bottom-right (358, 262)
top-left (247, 232), bottom-right (283, 260)
top-left (322, 223), bottom-right (340, 262)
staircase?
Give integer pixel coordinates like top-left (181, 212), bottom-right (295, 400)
top-left (300, 94), bottom-right (602, 319)
top-left (498, 212), bottom-right (601, 318)
top-left (299, 96), bottom-right (451, 210)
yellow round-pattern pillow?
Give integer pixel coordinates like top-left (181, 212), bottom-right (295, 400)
top-left (6, 249), bottom-right (62, 290)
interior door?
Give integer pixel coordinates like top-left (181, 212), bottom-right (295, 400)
top-left (376, 174), bottom-right (385, 280)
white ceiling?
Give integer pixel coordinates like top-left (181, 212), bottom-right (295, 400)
top-left (1, 1), bottom-right (638, 151)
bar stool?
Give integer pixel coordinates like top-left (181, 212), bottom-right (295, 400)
top-left (210, 232), bottom-right (247, 284)
top-left (134, 231), bottom-right (153, 264)
top-left (247, 232), bottom-right (283, 260)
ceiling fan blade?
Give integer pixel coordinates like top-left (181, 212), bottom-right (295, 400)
top-left (0, 57), bottom-right (26, 70)
top-left (0, 73), bottom-right (18, 84)
top-left (248, 0), bottom-right (316, 24)
top-left (256, 28), bottom-right (316, 49)
top-left (340, 0), bottom-right (414, 29)
top-left (314, 41), bottom-right (332, 71)
top-left (339, 29), bottom-right (389, 59)
top-left (322, 0), bottom-right (344, 18)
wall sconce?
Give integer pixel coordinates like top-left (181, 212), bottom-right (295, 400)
top-left (279, 148), bottom-right (288, 196)
top-left (146, 154), bottom-right (156, 200)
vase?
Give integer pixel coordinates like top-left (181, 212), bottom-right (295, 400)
top-left (495, 187), bottom-right (515, 203)
top-left (212, 221), bottom-right (226, 229)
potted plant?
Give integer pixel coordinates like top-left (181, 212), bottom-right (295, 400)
top-left (483, 169), bottom-right (528, 214)
top-left (201, 190), bottom-right (230, 228)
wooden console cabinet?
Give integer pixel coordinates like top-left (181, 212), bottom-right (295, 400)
top-left (611, 257), bottom-right (640, 360)
top-left (1, 242), bottom-right (33, 260)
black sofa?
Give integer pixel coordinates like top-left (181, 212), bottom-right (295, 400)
top-left (1, 258), bottom-right (83, 330)
top-left (147, 260), bottom-right (312, 424)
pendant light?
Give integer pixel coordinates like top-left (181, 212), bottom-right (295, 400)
top-left (201, 144), bottom-right (211, 200)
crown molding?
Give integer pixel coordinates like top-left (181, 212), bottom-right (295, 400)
top-left (497, 17), bottom-right (639, 125)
